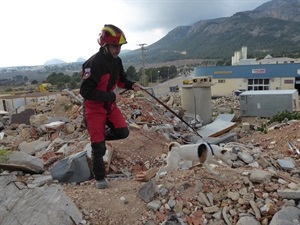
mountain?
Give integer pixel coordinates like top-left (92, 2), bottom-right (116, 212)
top-left (120, 49), bottom-right (132, 54)
top-left (76, 57), bottom-right (86, 63)
top-left (121, 0), bottom-right (300, 66)
top-left (44, 58), bottom-right (66, 65)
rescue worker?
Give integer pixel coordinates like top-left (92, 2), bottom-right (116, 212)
top-left (80, 24), bottom-right (141, 189)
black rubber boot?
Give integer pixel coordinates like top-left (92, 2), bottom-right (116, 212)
top-left (91, 142), bottom-right (108, 189)
top-left (95, 178), bottom-right (108, 189)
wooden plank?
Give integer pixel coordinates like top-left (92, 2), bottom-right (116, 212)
top-left (134, 167), bottom-right (158, 182)
top-left (104, 143), bottom-right (114, 174)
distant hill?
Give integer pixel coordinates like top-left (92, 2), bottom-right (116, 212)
top-left (120, 49), bottom-right (132, 55)
top-left (43, 57), bottom-right (85, 66)
top-left (121, 0), bottom-right (300, 65)
top-left (44, 58), bottom-right (66, 65)
top-left (76, 57), bottom-right (86, 63)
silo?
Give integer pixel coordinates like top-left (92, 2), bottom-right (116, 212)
top-left (241, 46), bottom-right (247, 59)
top-left (181, 77), bottom-right (213, 125)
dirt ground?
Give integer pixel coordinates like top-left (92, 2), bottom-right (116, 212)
top-left (62, 128), bottom-right (223, 225)
top-left (63, 128), bottom-right (171, 225)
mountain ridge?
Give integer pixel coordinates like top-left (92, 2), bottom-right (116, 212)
top-left (121, 0), bottom-right (300, 66)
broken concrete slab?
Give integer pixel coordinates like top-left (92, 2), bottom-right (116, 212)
top-left (0, 151), bottom-right (45, 174)
top-left (50, 150), bottom-right (92, 183)
top-left (197, 116), bottom-right (237, 138)
top-left (0, 175), bottom-right (82, 225)
top-left (18, 140), bottom-right (51, 155)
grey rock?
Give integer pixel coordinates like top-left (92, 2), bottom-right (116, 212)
top-left (0, 175), bottom-right (82, 225)
top-left (27, 174), bottom-right (53, 188)
top-left (208, 220), bottom-right (226, 225)
top-left (278, 189), bottom-right (300, 199)
top-left (270, 206), bottom-right (300, 225)
top-left (161, 214), bottom-right (182, 225)
top-left (257, 156), bottom-right (270, 168)
top-left (147, 200), bottom-right (161, 211)
top-left (44, 117), bottom-right (70, 124)
top-left (232, 160), bottom-right (246, 168)
top-left (18, 140), bottom-right (51, 155)
top-left (238, 152), bottom-right (254, 164)
top-left (0, 151), bottom-right (44, 173)
top-left (249, 169), bottom-right (272, 183)
top-left (277, 159), bottom-right (295, 170)
top-left (138, 179), bottom-right (157, 203)
top-left (236, 216), bottom-right (260, 225)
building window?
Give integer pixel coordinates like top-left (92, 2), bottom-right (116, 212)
top-left (218, 80), bottom-right (226, 83)
top-left (248, 79), bottom-right (269, 90)
top-left (284, 79), bottom-right (294, 84)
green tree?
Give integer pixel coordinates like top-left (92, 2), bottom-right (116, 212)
top-left (45, 72), bottom-right (60, 84)
top-left (145, 68), bottom-right (155, 84)
top-left (69, 72), bottom-right (82, 89)
top-left (71, 72), bottom-right (82, 83)
top-left (69, 80), bottom-right (78, 89)
top-left (13, 75), bottom-right (23, 81)
top-left (139, 74), bottom-right (148, 87)
top-left (5, 88), bottom-right (13, 92)
top-left (126, 66), bottom-right (139, 81)
top-left (169, 65), bottom-right (177, 79)
top-left (31, 80), bottom-right (38, 84)
top-left (45, 72), bottom-right (71, 85)
top-left (56, 82), bottom-right (66, 90)
top-left (23, 76), bottom-right (29, 82)
top-left (61, 75), bottom-right (71, 83)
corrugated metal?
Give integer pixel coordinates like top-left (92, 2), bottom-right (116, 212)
top-left (239, 90), bottom-right (299, 117)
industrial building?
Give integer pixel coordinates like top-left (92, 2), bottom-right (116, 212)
top-left (194, 63), bottom-right (300, 97)
top-left (194, 47), bottom-right (300, 97)
top-left (0, 92), bottom-right (59, 112)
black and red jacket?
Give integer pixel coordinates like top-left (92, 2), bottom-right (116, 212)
top-left (80, 47), bottom-right (134, 113)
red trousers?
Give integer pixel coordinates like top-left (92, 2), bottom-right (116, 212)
top-left (84, 101), bottom-right (128, 143)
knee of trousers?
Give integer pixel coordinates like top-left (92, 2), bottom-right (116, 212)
top-left (117, 127), bottom-right (130, 139)
top-left (91, 142), bottom-right (106, 157)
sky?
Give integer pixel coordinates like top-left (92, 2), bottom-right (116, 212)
top-left (0, 0), bottom-right (271, 68)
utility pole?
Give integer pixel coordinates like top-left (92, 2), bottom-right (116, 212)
top-left (157, 70), bottom-right (160, 96)
top-left (167, 66), bottom-right (170, 88)
top-left (138, 43), bottom-right (148, 86)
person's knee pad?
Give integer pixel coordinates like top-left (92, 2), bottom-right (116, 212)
top-left (91, 142), bottom-right (106, 156)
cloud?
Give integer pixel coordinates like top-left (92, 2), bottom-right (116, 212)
top-left (0, 0), bottom-right (270, 67)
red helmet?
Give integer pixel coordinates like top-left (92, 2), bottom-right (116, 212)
top-left (98, 24), bottom-right (127, 47)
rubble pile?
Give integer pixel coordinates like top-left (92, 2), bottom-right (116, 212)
top-left (211, 96), bottom-right (240, 115)
top-left (144, 125), bottom-right (300, 225)
top-left (0, 90), bottom-right (300, 225)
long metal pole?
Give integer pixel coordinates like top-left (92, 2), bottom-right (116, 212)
top-left (141, 87), bottom-right (202, 137)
